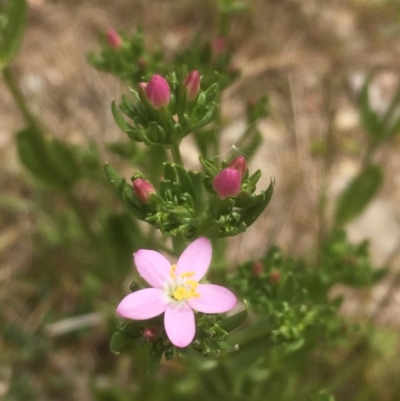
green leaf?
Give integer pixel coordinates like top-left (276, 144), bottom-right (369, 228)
top-left (358, 79), bottom-right (382, 143)
top-left (335, 165), bottom-right (383, 225)
top-left (16, 127), bottom-right (61, 188)
top-left (146, 342), bottom-right (164, 375)
top-left (111, 101), bottom-right (133, 133)
top-left (109, 332), bottom-right (136, 355)
top-left (309, 390), bottom-right (336, 401)
top-left (0, 0), bottom-right (28, 68)
top-left (239, 175), bottom-right (275, 227)
top-left (173, 164), bottom-right (196, 199)
top-left (104, 164), bottom-right (147, 218)
top-left (218, 300), bottom-right (249, 332)
top-left (50, 138), bottom-right (80, 187)
top-left (104, 162), bottom-right (125, 199)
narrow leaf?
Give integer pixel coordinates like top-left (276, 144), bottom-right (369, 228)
top-left (335, 165), bottom-right (382, 225)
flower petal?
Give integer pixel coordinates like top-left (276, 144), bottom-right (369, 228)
top-left (176, 237), bottom-right (211, 281)
top-left (117, 288), bottom-right (167, 320)
top-left (187, 284), bottom-right (237, 313)
top-left (134, 249), bottom-right (171, 288)
top-left (164, 303), bottom-right (195, 348)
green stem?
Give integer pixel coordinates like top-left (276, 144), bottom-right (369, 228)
top-left (3, 66), bottom-right (38, 129)
top-left (65, 191), bottom-right (99, 246)
top-left (170, 143), bottom-right (183, 165)
top-left (2, 65), bottom-right (49, 156)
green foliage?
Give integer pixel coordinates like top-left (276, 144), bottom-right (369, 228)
top-left (335, 165), bottom-right (382, 226)
top-left (0, 0), bottom-right (27, 68)
top-left (358, 78), bottom-right (400, 145)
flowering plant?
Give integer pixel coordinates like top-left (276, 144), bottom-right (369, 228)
top-left (117, 237), bottom-right (237, 348)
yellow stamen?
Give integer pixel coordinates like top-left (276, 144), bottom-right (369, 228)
top-left (171, 271), bottom-right (201, 301)
top-left (180, 272), bottom-right (195, 278)
top-left (169, 264), bottom-right (177, 279)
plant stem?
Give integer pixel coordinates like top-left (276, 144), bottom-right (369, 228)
top-left (2, 65), bottom-right (48, 154)
top-left (3, 66), bottom-right (38, 129)
top-left (170, 143), bottom-right (183, 165)
top-left (65, 190), bottom-right (99, 246)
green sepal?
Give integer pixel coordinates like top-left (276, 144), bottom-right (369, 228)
top-left (163, 162), bottom-right (176, 182)
top-left (111, 100), bottom-right (133, 133)
top-left (104, 162), bottom-right (126, 200)
top-left (335, 165), bottom-right (382, 226)
top-left (218, 300), bottom-right (249, 332)
top-left (104, 163), bottom-right (147, 219)
top-left (173, 163), bottom-right (196, 200)
top-left (146, 341), bottom-right (164, 375)
top-left (0, 0), bottom-right (28, 69)
top-left (110, 332), bottom-right (137, 355)
top-left (188, 171), bottom-right (205, 215)
top-left (239, 175), bottom-right (275, 227)
top-left (199, 157), bottom-right (219, 177)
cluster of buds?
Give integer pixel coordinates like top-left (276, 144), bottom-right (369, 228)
top-left (105, 151), bottom-right (274, 240)
top-left (112, 69), bottom-right (217, 147)
top-left (88, 27), bottom-right (165, 87)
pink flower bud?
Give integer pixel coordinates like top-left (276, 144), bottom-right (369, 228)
top-left (212, 37), bottom-right (226, 55)
top-left (145, 74), bottom-right (170, 109)
top-left (212, 168), bottom-right (241, 199)
top-left (184, 70), bottom-right (200, 101)
top-left (143, 326), bottom-right (160, 342)
top-left (228, 155), bottom-right (247, 178)
top-left (132, 179), bottom-right (155, 203)
top-left (270, 270), bottom-right (281, 284)
top-left (252, 261), bottom-right (264, 276)
top-left (107, 29), bottom-right (122, 49)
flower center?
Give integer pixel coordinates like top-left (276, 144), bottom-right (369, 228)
top-left (169, 264), bottom-right (200, 301)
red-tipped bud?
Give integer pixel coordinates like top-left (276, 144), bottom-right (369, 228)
top-left (145, 74), bottom-right (170, 109)
top-left (252, 261), bottom-right (264, 276)
top-left (212, 168), bottom-right (241, 199)
top-left (212, 37), bottom-right (226, 55)
top-left (138, 58), bottom-right (147, 70)
top-left (228, 155), bottom-right (247, 178)
top-left (107, 29), bottom-right (122, 49)
top-left (143, 326), bottom-right (160, 342)
top-left (132, 179), bottom-right (155, 203)
top-left (184, 70), bottom-right (201, 101)
top-left (269, 270), bottom-right (281, 284)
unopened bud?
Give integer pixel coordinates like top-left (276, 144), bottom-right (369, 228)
top-left (184, 70), bottom-right (200, 101)
top-left (132, 179), bottom-right (155, 203)
top-left (269, 270), bottom-right (281, 284)
top-left (212, 37), bottom-right (226, 55)
top-left (212, 168), bottom-right (241, 199)
top-left (143, 326), bottom-right (160, 342)
top-left (107, 29), bottom-right (122, 49)
top-left (228, 155), bottom-right (247, 178)
top-left (145, 74), bottom-right (170, 109)
top-left (251, 261), bottom-right (263, 276)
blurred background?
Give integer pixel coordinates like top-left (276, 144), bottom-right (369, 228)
top-left (1, 0), bottom-right (400, 400)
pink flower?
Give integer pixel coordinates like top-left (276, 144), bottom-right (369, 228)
top-left (117, 237), bottom-right (237, 348)
top-left (107, 29), bottom-right (122, 49)
top-left (184, 70), bottom-right (201, 101)
top-left (212, 167), bottom-right (241, 199)
top-left (144, 74), bottom-right (171, 109)
top-left (132, 178), bottom-right (155, 203)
